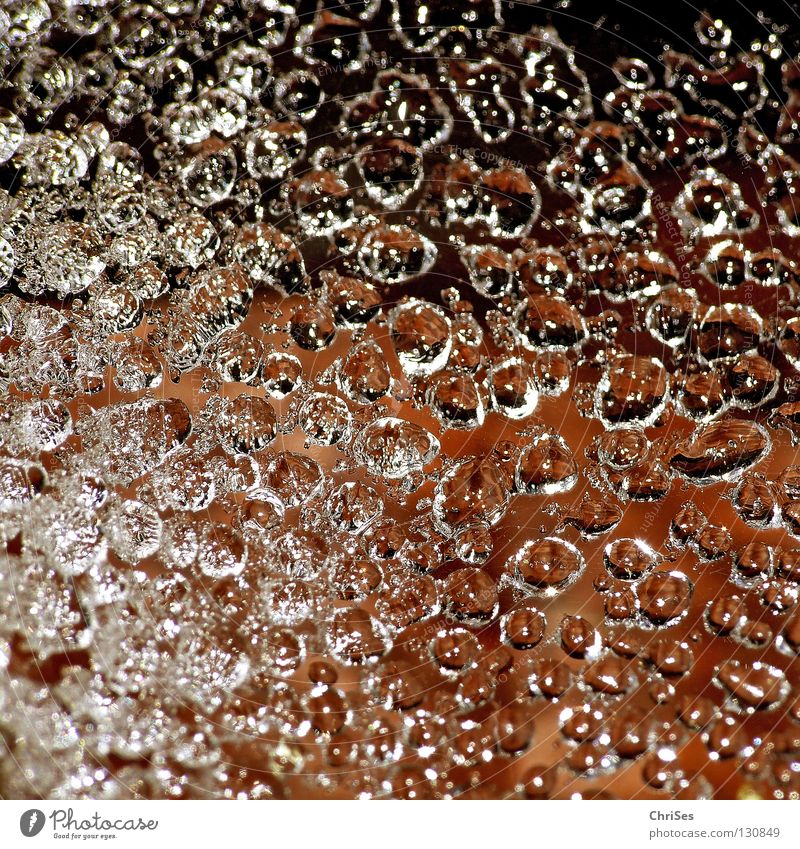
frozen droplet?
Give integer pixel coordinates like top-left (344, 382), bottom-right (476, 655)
top-left (490, 357), bottom-right (539, 419)
top-left (245, 120), bottom-right (307, 180)
top-left (299, 393), bottom-right (352, 445)
top-left (0, 107), bottom-right (25, 164)
top-left (635, 570), bottom-right (693, 626)
top-left (604, 538), bottom-right (658, 580)
top-left (714, 660), bottom-right (789, 713)
top-left (670, 419), bottom-right (770, 483)
top-left (427, 370), bottom-right (485, 430)
top-left (104, 500), bottom-right (162, 564)
top-left (356, 138), bottom-right (423, 208)
top-left (433, 456), bottom-right (511, 534)
top-left (516, 431), bottom-right (577, 495)
top-left (358, 224), bottom-right (437, 285)
top-left (262, 351), bottom-right (303, 398)
top-left (217, 395), bottom-right (277, 454)
top-left (390, 299), bottom-right (452, 377)
top-left (287, 169), bottom-right (353, 237)
top-left (509, 537), bottom-right (586, 593)
top-left (353, 416), bottom-right (439, 479)
top-left (595, 355), bottom-right (668, 428)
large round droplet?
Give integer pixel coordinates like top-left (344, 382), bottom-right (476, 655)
top-left (510, 537), bottom-right (586, 592)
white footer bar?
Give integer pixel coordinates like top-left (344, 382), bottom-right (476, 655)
top-left (1, 799), bottom-right (797, 848)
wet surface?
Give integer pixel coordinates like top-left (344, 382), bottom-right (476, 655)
top-left (1, 1), bottom-right (800, 800)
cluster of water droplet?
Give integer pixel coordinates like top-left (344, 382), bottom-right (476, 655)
top-left (0, 1), bottom-right (799, 800)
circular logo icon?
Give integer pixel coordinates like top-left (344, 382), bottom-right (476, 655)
top-left (20, 810), bottom-right (46, 837)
